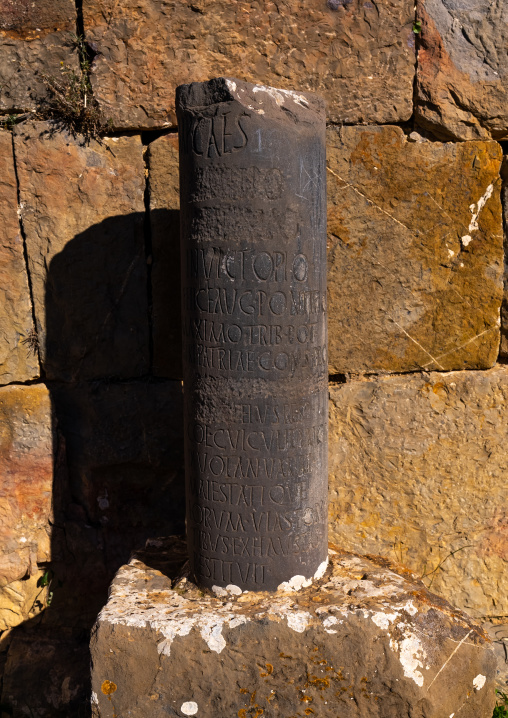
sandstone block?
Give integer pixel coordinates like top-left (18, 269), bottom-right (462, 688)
top-left (327, 125), bottom-right (503, 374)
top-left (501, 158), bottom-right (508, 358)
top-left (83, 0), bottom-right (415, 130)
top-left (147, 134), bottom-right (182, 378)
top-left (0, 129), bottom-right (39, 384)
top-left (328, 366), bottom-right (508, 619)
top-left (416, 0), bottom-right (508, 140)
top-left (0, 0), bottom-right (78, 112)
top-left (50, 381), bottom-right (185, 569)
top-left (14, 122), bottom-right (149, 381)
top-left (91, 546), bottom-right (496, 718)
top-left (0, 384), bottom-right (53, 630)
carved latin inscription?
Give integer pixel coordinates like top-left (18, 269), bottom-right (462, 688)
top-left (177, 78), bottom-right (328, 591)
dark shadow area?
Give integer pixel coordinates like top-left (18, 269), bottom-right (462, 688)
top-left (1, 213), bottom-right (185, 717)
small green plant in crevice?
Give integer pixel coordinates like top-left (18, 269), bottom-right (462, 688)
top-left (494, 689), bottom-right (508, 718)
top-left (0, 114), bottom-right (23, 130)
top-left (413, 20), bottom-right (422, 33)
top-left (38, 34), bottom-right (111, 143)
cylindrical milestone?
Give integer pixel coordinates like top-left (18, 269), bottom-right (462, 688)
top-left (177, 77), bottom-right (328, 591)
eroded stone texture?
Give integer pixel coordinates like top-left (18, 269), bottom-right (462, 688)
top-left (91, 545), bottom-right (496, 718)
top-left (0, 0), bottom-right (78, 111)
top-left (416, 0), bottom-right (508, 141)
top-left (148, 133), bottom-right (182, 379)
top-left (328, 366), bottom-right (508, 619)
top-left (83, 0), bottom-right (415, 130)
top-left (50, 381), bottom-right (185, 570)
top-left (0, 129), bottom-right (39, 384)
top-left (500, 156), bottom-right (508, 358)
top-left (327, 125), bottom-right (503, 374)
top-left (14, 122), bottom-right (149, 381)
top-left (0, 384), bottom-right (53, 631)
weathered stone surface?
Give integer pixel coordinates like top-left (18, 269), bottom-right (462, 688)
top-left (50, 381), bottom-right (185, 570)
top-left (91, 545), bottom-right (496, 718)
top-left (327, 125), bottom-right (504, 374)
top-left (416, 0), bottom-right (508, 141)
top-left (14, 122), bottom-right (149, 382)
top-left (0, 384), bottom-right (53, 630)
top-left (484, 622), bottom-right (508, 692)
top-left (0, 129), bottom-right (39, 384)
top-left (1, 628), bottom-right (92, 718)
top-left (0, 0), bottom-right (78, 112)
top-left (83, 0), bottom-right (415, 130)
top-left (500, 156), bottom-right (508, 358)
top-left (147, 133), bottom-right (182, 379)
top-left (328, 365), bottom-right (508, 620)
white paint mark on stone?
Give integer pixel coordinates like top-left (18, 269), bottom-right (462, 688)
top-left (229, 616), bottom-right (247, 629)
top-left (403, 600), bottom-right (418, 616)
top-left (450, 714), bottom-right (455, 717)
top-left (448, 249), bottom-right (455, 257)
top-left (286, 611), bottom-right (310, 633)
top-left (19, 537), bottom-right (27, 543)
top-left (314, 559), bottom-right (328, 580)
top-left (252, 84), bottom-right (310, 108)
top-left (461, 182), bottom-right (494, 246)
top-left (181, 701), bottom-right (198, 716)
top-left (371, 611), bottom-right (399, 630)
top-left (225, 584), bottom-right (242, 596)
top-left (277, 575), bottom-right (312, 592)
top-left (212, 585), bottom-right (227, 597)
top-left (398, 631), bottom-right (426, 687)
top-left (225, 79), bottom-right (237, 93)
top-left (473, 674), bottom-right (486, 690)
top-left (199, 617), bottom-right (227, 653)
top-left (91, 692), bottom-right (98, 705)
top-left (323, 615), bottom-right (340, 633)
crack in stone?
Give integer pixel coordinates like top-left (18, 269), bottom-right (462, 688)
top-left (426, 630), bottom-right (473, 692)
top-left (420, 325), bottom-right (497, 368)
top-left (387, 316), bottom-right (446, 370)
top-left (326, 166), bottom-right (418, 237)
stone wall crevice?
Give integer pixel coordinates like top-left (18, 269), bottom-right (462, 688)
top-left (10, 131), bottom-right (42, 377)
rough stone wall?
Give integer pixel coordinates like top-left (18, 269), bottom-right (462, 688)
top-left (0, 0), bottom-right (507, 714)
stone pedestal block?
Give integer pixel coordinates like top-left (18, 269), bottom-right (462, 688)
top-left (91, 543), bottom-right (496, 717)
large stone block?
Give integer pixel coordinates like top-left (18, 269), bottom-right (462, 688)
top-left (14, 122), bottom-right (149, 382)
top-left (147, 134), bottom-right (182, 378)
top-left (327, 125), bottom-right (503, 374)
top-left (83, 0), bottom-right (415, 130)
top-left (501, 157), bottom-right (508, 358)
top-left (0, 129), bottom-right (39, 384)
top-left (328, 366), bottom-right (508, 619)
top-left (50, 381), bottom-right (185, 570)
top-left (91, 545), bottom-right (496, 718)
top-left (0, 0), bottom-right (78, 112)
top-left (0, 384), bottom-right (53, 630)
top-left (416, 0), bottom-right (508, 141)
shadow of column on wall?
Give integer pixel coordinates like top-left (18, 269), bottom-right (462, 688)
top-left (1, 212), bottom-right (185, 717)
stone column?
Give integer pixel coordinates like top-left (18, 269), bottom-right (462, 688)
top-left (177, 78), bottom-right (328, 591)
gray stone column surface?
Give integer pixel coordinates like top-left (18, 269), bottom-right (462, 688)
top-left (176, 78), bottom-right (328, 591)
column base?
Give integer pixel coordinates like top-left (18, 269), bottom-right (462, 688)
top-left (91, 539), bottom-right (496, 717)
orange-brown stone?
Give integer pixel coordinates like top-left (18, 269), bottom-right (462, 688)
top-left (14, 121), bottom-right (149, 382)
top-left (0, 384), bottom-right (53, 628)
top-left (0, 129), bottom-right (39, 383)
top-left (83, 0), bottom-right (415, 130)
top-left (327, 125), bottom-right (503, 374)
top-left (415, 0), bottom-right (508, 140)
top-left (0, 0), bottom-right (78, 111)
